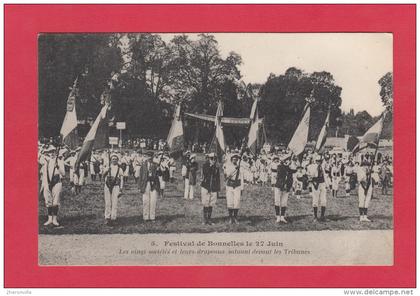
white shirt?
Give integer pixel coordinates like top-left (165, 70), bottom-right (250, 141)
top-left (41, 156), bottom-right (65, 188)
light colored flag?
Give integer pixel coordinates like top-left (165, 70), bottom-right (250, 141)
top-left (209, 101), bottom-right (226, 161)
top-left (247, 99), bottom-right (264, 154)
top-left (75, 104), bottom-right (108, 170)
top-left (60, 78), bottom-right (79, 149)
top-left (288, 104), bottom-right (310, 156)
top-left (352, 113), bottom-right (384, 153)
top-left (315, 109), bottom-right (330, 152)
top-left (167, 104), bottom-right (184, 158)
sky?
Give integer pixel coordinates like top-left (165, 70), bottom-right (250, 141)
top-left (160, 33), bottom-right (392, 117)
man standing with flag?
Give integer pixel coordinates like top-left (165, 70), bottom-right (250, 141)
top-left (224, 153), bottom-right (244, 224)
top-left (103, 152), bottom-right (124, 226)
top-left (307, 155), bottom-right (328, 222)
top-left (273, 154), bottom-right (295, 223)
top-left (138, 151), bottom-right (161, 222)
top-left (200, 152), bottom-right (220, 225)
top-left (357, 161), bottom-right (373, 222)
top-left (353, 112), bottom-right (386, 222)
top-left (40, 147), bottom-right (66, 227)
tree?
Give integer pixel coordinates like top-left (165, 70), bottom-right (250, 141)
top-left (38, 34), bottom-right (123, 137)
top-left (259, 68), bottom-right (342, 144)
top-left (122, 34), bottom-right (179, 102)
top-left (169, 34), bottom-right (242, 114)
top-left (378, 72), bottom-right (393, 112)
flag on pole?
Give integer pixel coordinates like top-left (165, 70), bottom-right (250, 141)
top-left (315, 109), bottom-right (330, 152)
top-left (288, 104), bottom-right (310, 156)
top-left (167, 104), bottom-right (184, 159)
top-left (60, 77), bottom-right (80, 149)
top-left (209, 101), bottom-right (226, 161)
top-left (247, 99), bottom-right (264, 155)
top-left (75, 104), bottom-right (108, 170)
top-left (352, 113), bottom-right (385, 154)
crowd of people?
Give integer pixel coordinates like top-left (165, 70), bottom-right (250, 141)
top-left (38, 141), bottom-right (393, 228)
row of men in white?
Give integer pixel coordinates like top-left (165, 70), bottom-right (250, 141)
top-left (39, 146), bottom-right (376, 227)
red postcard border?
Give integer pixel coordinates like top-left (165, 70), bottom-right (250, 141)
top-left (4, 4), bottom-right (416, 288)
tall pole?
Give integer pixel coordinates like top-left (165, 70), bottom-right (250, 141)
top-left (120, 129), bottom-right (122, 152)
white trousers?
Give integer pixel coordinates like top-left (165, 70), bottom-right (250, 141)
top-left (311, 182), bottom-right (327, 207)
top-left (69, 168), bottom-right (74, 183)
top-left (201, 187), bottom-right (217, 206)
top-left (124, 166), bottom-right (129, 177)
top-left (226, 186), bottom-right (241, 209)
top-left (104, 185), bottom-right (119, 220)
top-left (332, 177), bottom-right (340, 190)
top-left (159, 176), bottom-right (166, 190)
top-left (74, 170), bottom-right (85, 185)
top-left (143, 182), bottom-right (158, 220)
top-left (184, 178), bottom-right (194, 199)
top-left (169, 167), bottom-right (176, 178)
top-left (44, 183), bottom-right (62, 207)
top-left (274, 188), bottom-right (288, 207)
top-left (134, 166), bottom-right (141, 178)
top-left (358, 185), bottom-right (373, 208)
top-left (345, 176), bottom-right (350, 191)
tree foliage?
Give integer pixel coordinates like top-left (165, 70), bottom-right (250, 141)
top-left (379, 72), bottom-right (393, 112)
top-left (39, 33), bottom-right (391, 145)
top-left (39, 34), bottom-right (123, 136)
top-left (259, 68), bottom-right (342, 144)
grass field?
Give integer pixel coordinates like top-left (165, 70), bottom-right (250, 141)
top-left (39, 154), bottom-right (393, 235)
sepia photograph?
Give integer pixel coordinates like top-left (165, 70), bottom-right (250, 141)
top-left (38, 32), bottom-right (393, 266)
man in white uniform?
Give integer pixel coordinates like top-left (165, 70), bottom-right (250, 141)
top-left (64, 150), bottom-right (77, 194)
top-left (138, 152), bottom-right (161, 222)
top-left (103, 153), bottom-right (124, 225)
top-left (224, 153), bottom-right (244, 224)
top-left (41, 147), bottom-right (65, 226)
top-left (307, 155), bottom-right (328, 222)
top-left (357, 161), bottom-right (373, 222)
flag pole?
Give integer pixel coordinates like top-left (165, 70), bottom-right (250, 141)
top-left (366, 111), bottom-right (386, 187)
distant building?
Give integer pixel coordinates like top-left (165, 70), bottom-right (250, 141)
top-left (323, 135), bottom-right (360, 151)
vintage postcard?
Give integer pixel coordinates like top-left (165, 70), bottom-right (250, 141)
top-left (38, 32), bottom-right (393, 266)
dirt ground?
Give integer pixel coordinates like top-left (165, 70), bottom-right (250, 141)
top-left (39, 154), bottom-right (393, 235)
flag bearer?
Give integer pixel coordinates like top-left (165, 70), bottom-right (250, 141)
top-left (41, 147), bottom-right (65, 227)
top-left (184, 154), bottom-right (198, 200)
top-left (307, 155), bottom-right (328, 222)
top-left (64, 150), bottom-right (77, 193)
top-left (138, 151), bottom-right (160, 222)
top-left (103, 153), bottom-right (124, 226)
top-left (331, 161), bottom-right (341, 198)
top-left (344, 161), bottom-right (354, 197)
top-left (274, 155), bottom-right (294, 223)
top-left (200, 153), bottom-right (220, 225)
top-left (357, 161), bottom-right (373, 222)
top-left (224, 153), bottom-right (244, 224)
